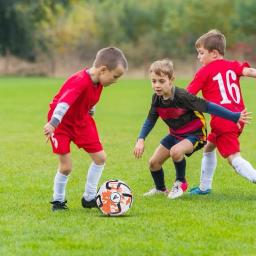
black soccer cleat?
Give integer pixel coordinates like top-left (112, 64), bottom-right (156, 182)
top-left (81, 197), bottom-right (97, 208)
top-left (50, 200), bottom-right (69, 211)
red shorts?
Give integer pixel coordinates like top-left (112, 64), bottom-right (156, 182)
top-left (207, 122), bottom-right (244, 158)
top-left (49, 117), bottom-right (103, 154)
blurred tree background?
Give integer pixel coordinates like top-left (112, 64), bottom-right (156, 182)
top-left (0, 0), bottom-right (255, 76)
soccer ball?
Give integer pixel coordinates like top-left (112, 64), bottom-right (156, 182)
top-left (96, 179), bottom-right (133, 216)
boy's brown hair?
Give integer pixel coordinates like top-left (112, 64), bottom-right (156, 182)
top-left (93, 47), bottom-right (128, 70)
top-left (195, 29), bottom-right (226, 55)
top-left (149, 59), bottom-right (174, 79)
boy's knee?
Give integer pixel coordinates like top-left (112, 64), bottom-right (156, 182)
top-left (58, 153), bottom-right (72, 175)
top-left (94, 152), bottom-right (107, 165)
top-left (149, 157), bottom-right (160, 170)
top-left (170, 148), bottom-right (182, 162)
top-left (148, 158), bottom-right (154, 169)
top-left (59, 167), bottom-right (72, 176)
top-left (59, 162), bottom-right (72, 175)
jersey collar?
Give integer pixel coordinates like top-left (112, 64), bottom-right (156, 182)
top-left (161, 85), bottom-right (175, 102)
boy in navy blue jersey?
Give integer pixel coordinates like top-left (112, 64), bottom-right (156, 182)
top-left (133, 59), bottom-right (251, 199)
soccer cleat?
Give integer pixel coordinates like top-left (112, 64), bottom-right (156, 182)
top-left (81, 197), bottom-right (97, 208)
top-left (143, 188), bottom-right (168, 197)
top-left (189, 186), bottom-right (211, 195)
top-left (50, 200), bottom-right (68, 211)
top-left (168, 180), bottom-right (188, 199)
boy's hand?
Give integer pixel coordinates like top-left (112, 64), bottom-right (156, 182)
top-left (237, 108), bottom-right (252, 129)
top-left (43, 122), bottom-right (55, 143)
top-left (134, 139), bottom-right (145, 159)
top-left (239, 108), bottom-right (252, 124)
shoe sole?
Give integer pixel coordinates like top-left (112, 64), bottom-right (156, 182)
top-left (189, 191), bottom-right (211, 195)
top-left (167, 187), bottom-right (185, 199)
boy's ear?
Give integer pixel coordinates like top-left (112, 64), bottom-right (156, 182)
top-left (99, 66), bottom-right (108, 73)
top-left (211, 49), bottom-right (219, 57)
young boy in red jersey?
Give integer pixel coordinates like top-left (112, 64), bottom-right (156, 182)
top-left (187, 29), bottom-right (256, 195)
top-left (133, 59), bottom-right (250, 199)
top-left (43, 47), bottom-right (128, 211)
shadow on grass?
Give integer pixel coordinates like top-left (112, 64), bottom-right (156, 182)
top-left (72, 207), bottom-right (135, 218)
top-left (181, 192), bottom-right (256, 202)
top-left (96, 214), bottom-right (134, 218)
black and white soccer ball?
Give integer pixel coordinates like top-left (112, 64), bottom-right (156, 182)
top-left (96, 179), bottom-right (133, 216)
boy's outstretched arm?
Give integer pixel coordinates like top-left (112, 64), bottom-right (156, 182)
top-left (206, 102), bottom-right (252, 124)
top-left (242, 67), bottom-right (256, 78)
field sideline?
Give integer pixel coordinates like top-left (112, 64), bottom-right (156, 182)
top-left (0, 77), bottom-right (256, 255)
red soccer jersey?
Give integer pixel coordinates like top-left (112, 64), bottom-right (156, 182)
top-left (48, 69), bottom-right (103, 128)
top-left (187, 59), bottom-right (250, 131)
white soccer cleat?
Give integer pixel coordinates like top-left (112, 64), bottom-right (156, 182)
top-left (143, 188), bottom-right (167, 197)
top-left (168, 180), bottom-right (188, 199)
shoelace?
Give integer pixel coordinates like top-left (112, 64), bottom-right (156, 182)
top-left (51, 200), bottom-right (68, 208)
top-left (60, 200), bottom-right (68, 208)
top-left (171, 184), bottom-right (180, 193)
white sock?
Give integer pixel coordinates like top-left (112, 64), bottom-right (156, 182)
top-left (83, 162), bottom-right (105, 201)
top-left (231, 156), bottom-right (256, 183)
top-left (53, 171), bottom-right (69, 202)
top-left (199, 151), bottom-right (217, 191)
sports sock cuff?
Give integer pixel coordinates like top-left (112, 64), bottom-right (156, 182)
top-left (203, 151), bottom-right (216, 157)
top-left (57, 171), bottom-right (69, 180)
top-left (92, 162), bottom-right (105, 168)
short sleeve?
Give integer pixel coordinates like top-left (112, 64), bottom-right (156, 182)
top-left (232, 61), bottom-right (250, 77)
top-left (58, 75), bottom-right (87, 106)
top-left (186, 67), bottom-right (207, 95)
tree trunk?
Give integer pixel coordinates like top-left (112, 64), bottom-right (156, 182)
top-left (4, 49), bottom-right (11, 74)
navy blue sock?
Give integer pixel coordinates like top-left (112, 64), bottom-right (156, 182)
top-left (150, 168), bottom-right (166, 191)
top-left (174, 158), bottom-right (186, 182)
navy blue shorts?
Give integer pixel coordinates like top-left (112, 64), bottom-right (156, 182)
top-left (160, 134), bottom-right (206, 157)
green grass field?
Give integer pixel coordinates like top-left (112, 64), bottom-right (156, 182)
top-left (1, 76), bottom-right (256, 256)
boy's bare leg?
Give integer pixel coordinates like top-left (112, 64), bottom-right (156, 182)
top-left (58, 153), bottom-right (72, 175)
top-left (169, 139), bottom-right (193, 161)
top-left (149, 144), bottom-right (170, 171)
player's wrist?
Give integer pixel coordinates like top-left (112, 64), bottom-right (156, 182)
top-left (232, 112), bottom-right (240, 123)
top-left (49, 117), bottom-right (60, 128)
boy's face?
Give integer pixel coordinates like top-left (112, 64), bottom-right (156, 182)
top-left (150, 72), bottom-right (172, 98)
top-left (197, 47), bottom-right (217, 66)
top-left (98, 64), bottom-right (125, 87)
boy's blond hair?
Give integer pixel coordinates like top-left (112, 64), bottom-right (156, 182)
top-left (195, 29), bottom-right (226, 55)
top-left (149, 59), bottom-right (174, 79)
top-left (93, 47), bottom-right (128, 70)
